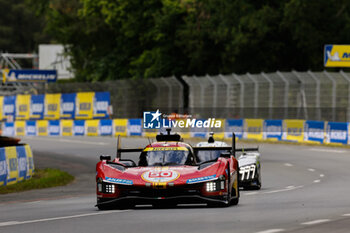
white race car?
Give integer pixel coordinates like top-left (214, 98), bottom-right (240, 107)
top-left (196, 133), bottom-right (261, 190)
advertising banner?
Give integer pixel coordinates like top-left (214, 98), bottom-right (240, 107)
top-left (48, 120), bottom-right (60, 136)
top-left (16, 94), bottom-right (30, 120)
top-left (113, 119), bottom-right (128, 137)
top-left (283, 120), bottom-right (305, 142)
top-left (5, 146), bottom-right (18, 185)
top-left (93, 92), bottom-right (110, 119)
top-left (15, 121), bottom-right (26, 136)
top-left (37, 120), bottom-right (48, 136)
top-left (263, 120), bottom-right (283, 141)
top-left (325, 122), bottom-right (349, 144)
top-left (0, 96), bottom-right (3, 121)
top-left (99, 119), bottom-right (113, 136)
top-left (244, 119), bottom-right (264, 140)
top-left (16, 146), bottom-right (28, 182)
top-left (60, 93), bottom-right (76, 119)
top-left (61, 120), bottom-right (73, 136)
top-left (210, 119), bottom-right (225, 140)
top-left (190, 119), bottom-right (208, 138)
top-left (225, 119), bottom-right (244, 139)
top-left (127, 119), bottom-right (142, 136)
top-left (304, 121), bottom-right (325, 143)
top-left (44, 94), bottom-right (61, 120)
top-left (3, 122), bottom-right (15, 136)
top-left (324, 45), bottom-right (350, 67)
top-left (0, 148), bottom-right (7, 186)
top-left (25, 145), bottom-right (35, 179)
top-left (73, 120), bottom-right (85, 136)
top-left (76, 92), bottom-right (94, 119)
top-left (2, 69), bottom-right (57, 83)
top-left (25, 121), bottom-right (37, 136)
top-left (30, 94), bottom-right (45, 120)
top-left (85, 120), bottom-right (99, 136)
top-left (3, 95), bottom-right (16, 121)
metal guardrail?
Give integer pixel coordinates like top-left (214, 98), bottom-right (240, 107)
top-left (16, 71), bottom-right (350, 121)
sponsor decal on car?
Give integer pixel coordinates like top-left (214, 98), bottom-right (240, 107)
top-left (186, 174), bottom-right (216, 184)
top-left (141, 170), bottom-right (180, 183)
top-left (105, 177), bottom-right (133, 185)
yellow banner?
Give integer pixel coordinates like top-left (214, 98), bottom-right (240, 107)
top-left (245, 119), bottom-right (264, 140)
top-left (5, 147), bottom-right (18, 185)
top-left (0, 96), bottom-right (3, 121)
top-left (284, 119), bottom-right (305, 142)
top-left (37, 120), bottom-right (48, 136)
top-left (44, 94), bottom-right (61, 119)
top-left (15, 121), bottom-right (26, 136)
top-left (25, 144), bottom-right (35, 178)
top-left (76, 92), bottom-right (94, 119)
top-left (86, 119), bottom-right (99, 136)
top-left (325, 45), bottom-right (350, 67)
top-left (114, 119), bottom-right (128, 137)
top-left (210, 118), bottom-right (225, 140)
top-left (16, 94), bottom-right (30, 120)
top-left (61, 120), bottom-right (73, 136)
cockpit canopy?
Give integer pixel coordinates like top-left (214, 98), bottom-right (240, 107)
top-left (138, 146), bottom-right (194, 166)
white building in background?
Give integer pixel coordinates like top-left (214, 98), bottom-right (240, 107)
top-left (39, 44), bottom-right (73, 79)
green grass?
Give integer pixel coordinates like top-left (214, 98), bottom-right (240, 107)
top-left (0, 168), bottom-right (74, 194)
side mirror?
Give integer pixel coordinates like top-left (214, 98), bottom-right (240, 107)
top-left (100, 155), bottom-right (111, 161)
top-left (220, 153), bottom-right (231, 158)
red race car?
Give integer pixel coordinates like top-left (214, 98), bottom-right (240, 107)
top-left (96, 130), bottom-right (242, 209)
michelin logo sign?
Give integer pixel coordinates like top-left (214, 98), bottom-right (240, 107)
top-left (143, 110), bottom-right (221, 129)
top-left (324, 45), bottom-right (350, 67)
top-left (2, 69), bottom-right (57, 83)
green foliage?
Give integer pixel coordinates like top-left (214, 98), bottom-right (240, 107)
top-left (0, 168), bottom-right (74, 194)
top-left (16, 0), bottom-right (350, 80)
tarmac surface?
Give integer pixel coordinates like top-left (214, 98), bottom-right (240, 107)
top-left (1, 136), bottom-right (350, 233)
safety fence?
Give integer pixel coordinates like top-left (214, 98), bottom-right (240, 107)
top-left (0, 92), bottom-right (111, 121)
top-left (25, 71), bottom-right (350, 122)
top-left (2, 118), bottom-right (350, 145)
top-left (0, 144), bottom-right (35, 186)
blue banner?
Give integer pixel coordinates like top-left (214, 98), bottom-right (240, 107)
top-left (73, 120), bottom-right (85, 136)
top-left (225, 119), bottom-right (244, 139)
top-left (304, 121), bottom-right (325, 143)
top-left (191, 119), bottom-right (207, 138)
top-left (60, 93), bottom-right (76, 119)
top-left (16, 146), bottom-right (27, 181)
top-left (3, 122), bottom-right (15, 136)
top-left (93, 92), bottom-right (110, 119)
top-left (263, 120), bottom-right (283, 140)
top-left (128, 119), bottom-right (142, 136)
top-left (30, 94), bottom-right (44, 120)
top-left (0, 148), bottom-right (7, 186)
top-left (48, 120), bottom-right (60, 136)
top-left (3, 96), bottom-right (16, 119)
top-left (25, 121), bottom-right (37, 136)
top-left (326, 122), bottom-right (349, 144)
top-left (3, 69), bottom-right (57, 83)
top-left (99, 119), bottom-right (113, 136)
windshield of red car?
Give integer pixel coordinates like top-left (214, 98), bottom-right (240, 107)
top-left (139, 147), bottom-right (189, 166)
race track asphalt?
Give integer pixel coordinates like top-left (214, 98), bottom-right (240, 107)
top-left (1, 136), bottom-right (350, 233)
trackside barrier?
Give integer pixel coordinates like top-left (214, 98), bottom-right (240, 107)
top-left (3, 118), bottom-right (350, 145)
top-left (0, 144), bottom-right (35, 186)
top-left (0, 92), bottom-right (111, 121)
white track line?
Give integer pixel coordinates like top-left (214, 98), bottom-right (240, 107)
top-left (263, 185), bottom-right (303, 194)
top-left (27, 137), bottom-right (109, 146)
top-left (342, 213), bottom-right (350, 217)
top-left (308, 168), bottom-right (315, 172)
top-left (284, 163), bottom-right (293, 167)
top-left (244, 192), bottom-right (258, 196)
top-left (313, 180), bottom-right (321, 183)
top-left (301, 219), bottom-right (330, 225)
top-left (309, 148), bottom-right (346, 153)
top-left (0, 210), bottom-right (129, 227)
top-left (256, 229), bottom-right (285, 233)
top-left (320, 174), bottom-right (325, 177)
